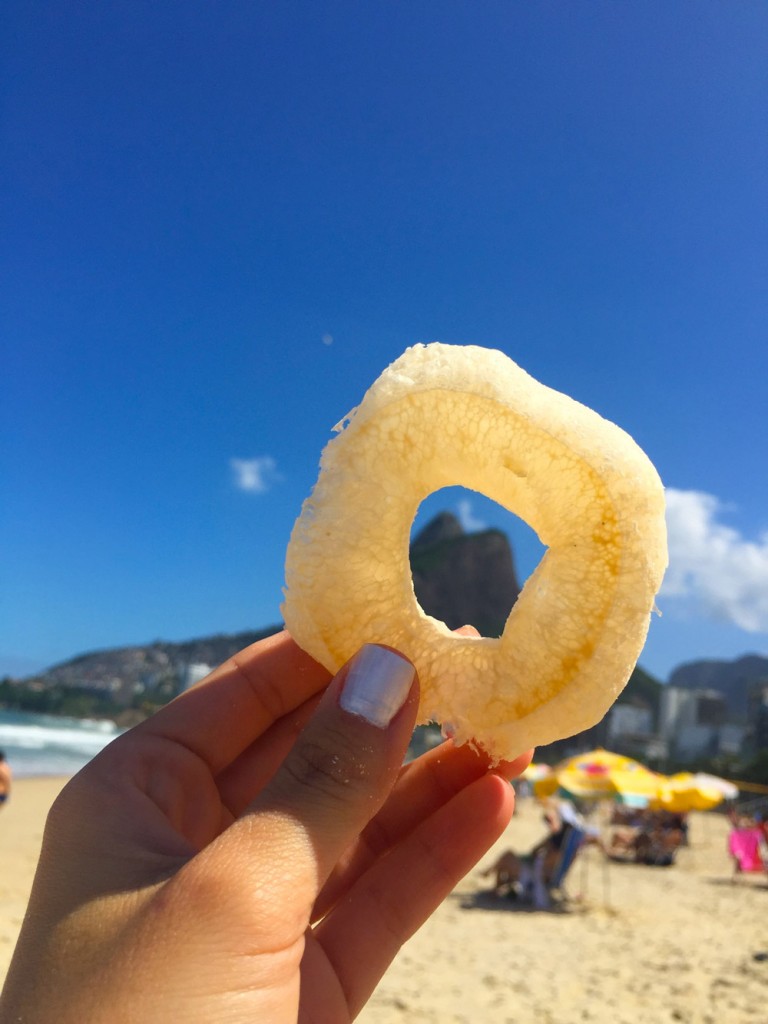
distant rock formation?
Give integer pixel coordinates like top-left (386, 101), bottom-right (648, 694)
top-left (410, 511), bottom-right (521, 637)
top-left (410, 511), bottom-right (465, 549)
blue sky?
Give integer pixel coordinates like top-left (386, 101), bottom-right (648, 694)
top-left (2, 2), bottom-right (767, 683)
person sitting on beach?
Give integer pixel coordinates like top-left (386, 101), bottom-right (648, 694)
top-left (0, 629), bottom-right (532, 1023)
top-left (728, 816), bottom-right (766, 878)
top-left (634, 815), bottom-right (682, 867)
top-left (607, 809), bottom-right (683, 867)
top-left (0, 752), bottom-right (12, 809)
top-left (607, 825), bottom-right (637, 858)
top-left (484, 803), bottom-right (568, 894)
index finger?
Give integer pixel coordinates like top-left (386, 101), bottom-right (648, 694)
top-left (140, 630), bottom-right (332, 773)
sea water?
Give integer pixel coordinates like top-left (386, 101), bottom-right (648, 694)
top-left (0, 709), bottom-right (123, 778)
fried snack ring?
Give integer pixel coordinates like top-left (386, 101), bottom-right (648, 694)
top-left (282, 343), bottom-right (667, 762)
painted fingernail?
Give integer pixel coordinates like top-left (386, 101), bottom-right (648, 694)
top-left (339, 645), bottom-right (415, 729)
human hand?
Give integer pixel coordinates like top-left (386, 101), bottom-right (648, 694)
top-left (0, 630), bottom-right (531, 1023)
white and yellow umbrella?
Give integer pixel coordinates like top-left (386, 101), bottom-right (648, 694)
top-left (521, 762), bottom-right (553, 784)
top-left (533, 748), bottom-right (660, 803)
top-left (650, 772), bottom-right (726, 813)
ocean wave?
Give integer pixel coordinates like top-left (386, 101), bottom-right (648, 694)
top-left (0, 724), bottom-right (119, 755)
top-left (0, 711), bottom-right (124, 776)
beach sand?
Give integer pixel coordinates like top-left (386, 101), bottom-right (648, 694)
top-left (0, 779), bottom-right (765, 1022)
top-left (0, 777), bottom-right (69, 979)
top-left (360, 797), bottom-right (768, 1024)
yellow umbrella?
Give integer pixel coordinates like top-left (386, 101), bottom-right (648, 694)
top-left (609, 767), bottom-right (666, 805)
top-left (532, 772), bottom-right (560, 798)
top-left (532, 748), bottom-right (659, 802)
top-left (650, 772), bottom-right (724, 812)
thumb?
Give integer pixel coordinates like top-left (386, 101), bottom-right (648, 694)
top-left (215, 645), bottom-right (418, 906)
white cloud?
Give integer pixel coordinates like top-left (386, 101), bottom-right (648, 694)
top-left (230, 456), bottom-right (280, 494)
top-left (456, 499), bottom-right (487, 533)
top-left (661, 488), bottom-right (768, 632)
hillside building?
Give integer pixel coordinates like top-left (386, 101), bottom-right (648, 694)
top-left (659, 686), bottom-right (729, 760)
top-left (747, 682), bottom-right (768, 752)
top-left (606, 704), bottom-right (653, 747)
top-left (182, 663), bottom-right (212, 690)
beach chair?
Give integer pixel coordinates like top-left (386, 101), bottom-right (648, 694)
top-left (549, 825), bottom-right (585, 891)
top-left (728, 826), bottom-right (766, 880)
top-left (515, 825), bottom-right (586, 909)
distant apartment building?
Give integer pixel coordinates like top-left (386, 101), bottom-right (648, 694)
top-left (747, 681), bottom-right (768, 752)
top-left (607, 703), bottom-right (653, 747)
top-left (182, 663), bottom-right (212, 690)
top-left (659, 686), bottom-right (730, 760)
top-left (718, 722), bottom-right (748, 757)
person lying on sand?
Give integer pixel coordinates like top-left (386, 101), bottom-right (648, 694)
top-left (0, 630), bottom-right (531, 1023)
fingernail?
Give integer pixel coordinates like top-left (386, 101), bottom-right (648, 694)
top-left (339, 645), bottom-right (415, 729)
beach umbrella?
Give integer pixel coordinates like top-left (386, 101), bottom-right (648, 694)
top-left (532, 773), bottom-right (560, 798)
top-left (650, 772), bottom-right (725, 812)
top-left (521, 762), bottom-right (553, 783)
top-left (532, 748), bottom-right (659, 802)
top-left (608, 767), bottom-right (666, 807)
top-left (691, 773), bottom-right (739, 801)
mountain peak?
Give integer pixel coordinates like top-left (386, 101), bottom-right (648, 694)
top-left (410, 513), bottom-right (520, 637)
top-left (411, 511), bottom-right (465, 550)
